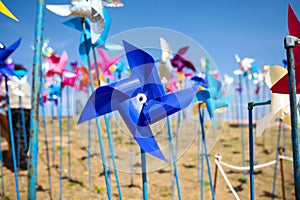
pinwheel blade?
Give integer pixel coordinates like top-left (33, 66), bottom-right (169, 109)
top-left (196, 88), bottom-right (216, 127)
top-left (143, 86), bottom-right (198, 125)
top-left (0, 38), bottom-right (21, 63)
top-left (206, 73), bottom-right (222, 99)
top-left (46, 4), bottom-right (72, 16)
top-left (0, 1), bottom-right (18, 21)
top-left (270, 4), bottom-right (300, 94)
top-left (118, 98), bottom-right (166, 161)
top-left (78, 81), bottom-right (135, 123)
top-left (123, 40), bottom-right (165, 99)
top-left (63, 17), bottom-right (84, 31)
top-left (0, 67), bottom-right (16, 77)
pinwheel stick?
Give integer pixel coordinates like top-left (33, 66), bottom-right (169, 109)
top-left (81, 17), bottom-right (112, 200)
top-left (272, 119), bottom-right (283, 199)
top-left (0, 125), bottom-right (5, 196)
top-left (141, 148), bottom-right (148, 200)
top-left (167, 117), bottom-right (182, 200)
top-left (66, 86), bottom-right (71, 179)
top-left (284, 35), bottom-right (300, 200)
top-left (91, 43), bottom-right (122, 199)
top-left (279, 147), bottom-right (286, 200)
top-left (41, 102), bottom-right (53, 199)
top-left (58, 94), bottom-right (63, 200)
top-left (28, 1), bottom-right (45, 199)
top-left (5, 76), bottom-right (20, 200)
top-left (51, 102), bottom-right (56, 165)
top-left (248, 100), bottom-right (271, 200)
top-left (238, 74), bottom-right (247, 182)
top-left (198, 104), bottom-right (215, 200)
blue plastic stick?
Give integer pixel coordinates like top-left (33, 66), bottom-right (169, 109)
top-left (197, 114), bottom-right (204, 200)
top-left (5, 76), bottom-right (20, 200)
top-left (82, 18), bottom-right (111, 199)
top-left (272, 119), bottom-right (282, 199)
top-left (141, 148), bottom-right (148, 200)
top-left (248, 102), bottom-right (255, 200)
top-left (87, 113), bottom-right (92, 184)
top-left (129, 136), bottom-right (134, 186)
top-left (167, 117), bottom-right (182, 200)
top-left (238, 74), bottom-right (247, 182)
top-left (51, 102), bottom-right (55, 165)
top-left (58, 96), bottom-right (63, 200)
top-left (285, 36), bottom-right (300, 200)
top-left (200, 144), bottom-right (204, 200)
top-left (248, 100), bottom-right (271, 200)
top-left (0, 127), bottom-right (5, 196)
top-left (41, 103), bottom-right (53, 199)
top-left (198, 105), bottom-right (215, 200)
top-left (104, 115), bottom-right (123, 200)
top-left (66, 86), bottom-right (71, 179)
top-left (28, 1), bottom-right (44, 198)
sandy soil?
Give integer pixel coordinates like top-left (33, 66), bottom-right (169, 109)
top-left (0, 117), bottom-right (295, 200)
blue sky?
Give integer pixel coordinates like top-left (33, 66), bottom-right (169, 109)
top-left (1, 0), bottom-right (300, 79)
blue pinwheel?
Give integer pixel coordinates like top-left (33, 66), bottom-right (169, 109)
top-left (192, 73), bottom-right (231, 128)
top-left (63, 7), bottom-right (116, 62)
top-left (78, 41), bottom-right (198, 160)
top-left (0, 38), bottom-right (21, 77)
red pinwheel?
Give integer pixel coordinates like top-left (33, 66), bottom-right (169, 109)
top-left (78, 41), bottom-right (198, 160)
top-left (170, 46), bottom-right (196, 72)
top-left (270, 4), bottom-right (300, 94)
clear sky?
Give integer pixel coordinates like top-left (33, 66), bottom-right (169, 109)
top-left (1, 0), bottom-right (300, 79)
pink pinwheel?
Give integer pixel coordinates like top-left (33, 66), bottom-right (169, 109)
top-left (270, 4), bottom-right (300, 94)
top-left (45, 50), bottom-right (68, 84)
top-left (92, 48), bottom-right (121, 80)
top-left (170, 46), bottom-right (196, 72)
top-left (62, 67), bottom-right (80, 89)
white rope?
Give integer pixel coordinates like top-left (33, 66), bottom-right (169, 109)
top-left (214, 154), bottom-right (293, 200)
top-left (218, 160), bottom-right (276, 171)
top-left (215, 158), bottom-right (240, 200)
top-left (279, 155), bottom-right (293, 162)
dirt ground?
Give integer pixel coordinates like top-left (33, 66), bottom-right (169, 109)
top-left (0, 116), bottom-right (296, 200)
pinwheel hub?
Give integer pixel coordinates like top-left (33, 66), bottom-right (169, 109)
top-left (136, 93), bottom-right (147, 104)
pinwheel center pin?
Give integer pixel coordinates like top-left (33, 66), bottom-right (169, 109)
top-left (136, 93), bottom-right (147, 104)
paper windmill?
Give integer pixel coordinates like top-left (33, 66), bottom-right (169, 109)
top-left (0, 1), bottom-right (18, 21)
top-left (46, 0), bottom-right (105, 45)
top-left (78, 66), bottom-right (99, 92)
top-left (270, 4), bottom-right (300, 94)
top-left (78, 41), bottom-right (198, 160)
top-left (63, 7), bottom-right (117, 62)
top-left (45, 51), bottom-right (68, 84)
top-left (112, 59), bottom-right (125, 80)
top-left (170, 46), bottom-right (196, 72)
top-left (92, 48), bottom-right (121, 80)
top-left (42, 74), bottom-right (62, 105)
top-left (102, 0), bottom-right (124, 7)
top-left (0, 38), bottom-right (21, 77)
top-left (256, 65), bottom-right (300, 136)
top-left (192, 73), bottom-right (231, 128)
